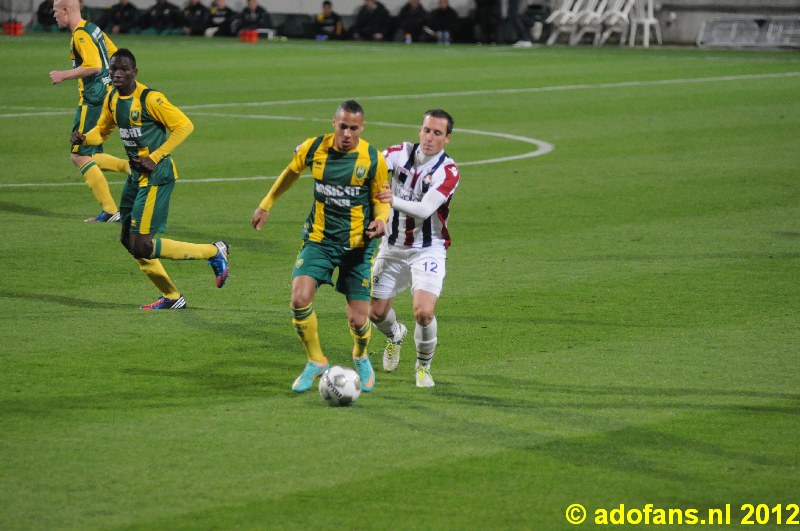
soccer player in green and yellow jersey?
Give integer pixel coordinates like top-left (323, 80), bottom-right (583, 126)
top-left (50, 0), bottom-right (130, 222)
top-left (72, 48), bottom-right (230, 310)
top-left (251, 100), bottom-right (390, 394)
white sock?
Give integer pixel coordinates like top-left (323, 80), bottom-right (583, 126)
top-left (373, 307), bottom-right (402, 341)
top-left (414, 316), bottom-right (437, 368)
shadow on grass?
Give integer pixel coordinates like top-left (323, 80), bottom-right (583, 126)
top-left (0, 201), bottom-right (75, 220)
top-left (123, 415), bottom-right (797, 530)
top-left (429, 374), bottom-right (800, 413)
top-left (0, 290), bottom-right (119, 309)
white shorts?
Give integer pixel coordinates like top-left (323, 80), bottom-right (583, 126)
top-left (372, 244), bottom-right (447, 299)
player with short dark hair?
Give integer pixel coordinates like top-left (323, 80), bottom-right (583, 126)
top-left (370, 108), bottom-right (460, 387)
top-left (71, 48), bottom-right (230, 310)
top-left (251, 100), bottom-right (390, 394)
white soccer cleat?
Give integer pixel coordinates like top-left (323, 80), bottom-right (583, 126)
top-left (415, 365), bottom-right (435, 388)
top-left (382, 323), bottom-right (407, 373)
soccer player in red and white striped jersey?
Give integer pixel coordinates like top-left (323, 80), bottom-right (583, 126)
top-left (370, 109), bottom-right (460, 388)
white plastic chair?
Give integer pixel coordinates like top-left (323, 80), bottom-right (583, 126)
top-left (570, 0), bottom-right (609, 45)
top-left (598, 0), bottom-right (634, 46)
top-left (545, 0), bottom-right (577, 27)
top-left (628, 0), bottom-right (662, 47)
top-left (546, 0), bottom-right (586, 45)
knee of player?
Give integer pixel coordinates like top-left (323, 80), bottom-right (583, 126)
top-left (290, 293), bottom-right (313, 309)
top-left (413, 307), bottom-right (435, 326)
top-left (131, 239), bottom-right (153, 259)
top-left (119, 234), bottom-right (134, 254)
top-left (369, 306), bottom-right (387, 323)
top-left (71, 154), bottom-right (90, 167)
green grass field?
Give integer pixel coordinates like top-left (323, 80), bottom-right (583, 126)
top-left (1, 33), bottom-right (799, 529)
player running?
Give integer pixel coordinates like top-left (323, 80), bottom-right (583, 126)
top-left (251, 100), bottom-right (389, 393)
top-left (370, 109), bottom-right (460, 388)
top-left (71, 48), bottom-right (230, 310)
top-left (50, 0), bottom-right (130, 222)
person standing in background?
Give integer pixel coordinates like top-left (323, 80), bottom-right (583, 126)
top-left (508, 0), bottom-right (533, 47)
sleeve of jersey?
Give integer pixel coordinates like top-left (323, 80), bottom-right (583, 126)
top-left (74, 33), bottom-right (102, 70)
top-left (371, 152), bottom-right (390, 223)
top-left (286, 141), bottom-right (307, 174)
top-left (145, 92), bottom-right (194, 164)
top-left (258, 166), bottom-right (301, 211)
top-left (390, 163), bottom-right (459, 219)
top-left (381, 142), bottom-right (405, 172)
top-left (82, 94), bottom-right (116, 145)
top-left (105, 33), bottom-right (118, 57)
top-left (391, 190), bottom-right (447, 219)
top-left (435, 163), bottom-right (460, 198)
top-left (258, 138), bottom-right (313, 211)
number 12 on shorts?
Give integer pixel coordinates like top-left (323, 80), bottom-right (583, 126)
top-left (422, 261), bottom-right (438, 273)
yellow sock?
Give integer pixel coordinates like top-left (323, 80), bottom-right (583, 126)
top-left (291, 304), bottom-right (325, 363)
top-left (93, 153), bottom-right (130, 174)
top-left (80, 161), bottom-right (117, 214)
top-left (136, 258), bottom-right (181, 299)
top-left (153, 238), bottom-right (217, 260)
top-left (350, 320), bottom-right (372, 358)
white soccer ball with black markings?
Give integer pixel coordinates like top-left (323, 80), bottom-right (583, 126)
top-left (319, 365), bottom-right (362, 407)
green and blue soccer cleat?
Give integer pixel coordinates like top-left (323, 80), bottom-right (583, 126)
top-left (352, 355), bottom-right (375, 392)
top-left (292, 357), bottom-right (328, 393)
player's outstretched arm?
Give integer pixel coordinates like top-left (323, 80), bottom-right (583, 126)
top-left (253, 166), bottom-right (302, 231)
top-left (391, 191), bottom-right (447, 219)
top-left (49, 66), bottom-right (101, 84)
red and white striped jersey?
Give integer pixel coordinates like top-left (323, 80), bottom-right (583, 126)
top-left (382, 141), bottom-right (460, 249)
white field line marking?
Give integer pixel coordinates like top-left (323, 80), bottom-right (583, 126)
top-left (0, 115), bottom-right (553, 188)
top-left (188, 113), bottom-right (554, 166)
top-left (2, 71), bottom-right (797, 188)
top-left (2, 72), bottom-right (798, 118)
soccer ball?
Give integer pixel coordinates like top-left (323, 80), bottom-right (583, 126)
top-left (318, 365), bottom-right (362, 407)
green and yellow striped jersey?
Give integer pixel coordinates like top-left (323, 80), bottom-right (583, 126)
top-left (95, 82), bottom-right (193, 186)
top-left (70, 20), bottom-right (116, 105)
top-left (289, 134), bottom-right (389, 249)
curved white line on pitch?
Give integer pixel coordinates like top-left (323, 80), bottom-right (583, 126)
top-left (449, 128), bottom-right (553, 166)
top-left (190, 112), bottom-right (554, 165)
top-left (0, 113), bottom-right (551, 188)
